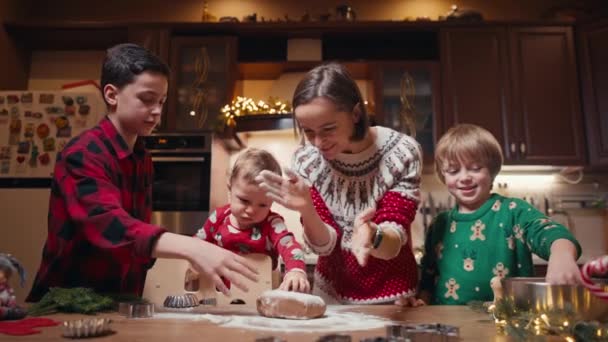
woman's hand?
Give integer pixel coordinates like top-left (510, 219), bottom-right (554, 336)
top-left (395, 296), bottom-right (426, 307)
top-left (351, 207), bottom-right (376, 267)
top-left (257, 169), bottom-right (313, 213)
top-left (279, 270), bottom-right (311, 293)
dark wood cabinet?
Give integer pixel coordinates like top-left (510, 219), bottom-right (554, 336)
top-left (441, 26), bottom-right (586, 165)
top-left (166, 36), bottom-right (237, 132)
top-left (578, 20), bottom-right (608, 167)
top-left (373, 62), bottom-right (442, 164)
top-left (440, 28), bottom-right (514, 160)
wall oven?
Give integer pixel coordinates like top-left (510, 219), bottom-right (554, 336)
top-left (144, 133), bottom-right (211, 236)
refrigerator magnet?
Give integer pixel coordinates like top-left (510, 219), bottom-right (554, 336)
top-left (24, 123), bottom-right (35, 139)
top-left (56, 126), bottom-right (72, 138)
top-left (0, 109), bottom-right (7, 116)
top-left (29, 145), bottom-right (39, 168)
top-left (10, 107), bottom-right (19, 117)
top-left (78, 104), bottom-right (90, 115)
top-left (0, 146), bottom-right (11, 160)
top-left (39, 94), bottom-right (54, 104)
top-left (17, 141), bottom-right (30, 154)
top-left (0, 95), bottom-right (4, 104)
top-left (43, 137), bottom-right (55, 152)
top-left (45, 106), bottom-right (64, 115)
top-left (38, 152), bottom-right (50, 166)
top-left (37, 124), bottom-right (50, 139)
top-left (9, 119), bottom-right (21, 145)
top-left (62, 96), bottom-right (74, 106)
top-left (15, 155), bottom-right (26, 174)
top-left (76, 96), bottom-right (87, 105)
top-left (0, 160), bottom-right (9, 174)
top-left (20, 93), bottom-right (33, 104)
top-left (65, 105), bottom-right (76, 116)
top-left (7, 95), bottom-right (18, 105)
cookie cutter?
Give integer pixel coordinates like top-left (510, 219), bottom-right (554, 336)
top-left (386, 323), bottom-right (459, 342)
top-left (118, 302), bottom-right (155, 318)
top-left (61, 317), bottom-right (112, 338)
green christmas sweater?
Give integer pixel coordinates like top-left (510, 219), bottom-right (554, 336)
top-left (419, 193), bottom-right (581, 305)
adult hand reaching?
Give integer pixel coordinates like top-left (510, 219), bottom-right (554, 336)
top-left (256, 169), bottom-right (312, 212)
top-left (351, 207), bottom-right (376, 267)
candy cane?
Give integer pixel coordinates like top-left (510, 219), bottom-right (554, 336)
top-left (581, 255), bottom-right (608, 301)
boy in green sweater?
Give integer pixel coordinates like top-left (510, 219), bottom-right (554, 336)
top-left (417, 124), bottom-right (581, 305)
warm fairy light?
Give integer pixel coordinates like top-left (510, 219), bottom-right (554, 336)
top-left (189, 110), bottom-right (196, 116)
top-left (220, 96), bottom-right (292, 127)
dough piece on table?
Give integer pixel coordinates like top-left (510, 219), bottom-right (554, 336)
top-left (256, 290), bottom-right (326, 319)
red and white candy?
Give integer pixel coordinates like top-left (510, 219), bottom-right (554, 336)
top-left (581, 255), bottom-right (608, 301)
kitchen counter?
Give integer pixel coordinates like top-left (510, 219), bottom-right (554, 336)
top-left (0, 305), bottom-right (517, 342)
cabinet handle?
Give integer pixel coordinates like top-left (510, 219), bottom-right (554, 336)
top-left (510, 143), bottom-right (516, 153)
top-left (520, 143), bottom-right (526, 155)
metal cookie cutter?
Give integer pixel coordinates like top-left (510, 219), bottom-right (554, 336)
top-left (61, 317), bottom-right (112, 338)
top-left (386, 323), bottom-right (460, 342)
top-left (118, 302), bottom-right (155, 318)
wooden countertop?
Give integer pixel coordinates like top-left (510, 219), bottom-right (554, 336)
top-left (0, 305), bottom-right (512, 341)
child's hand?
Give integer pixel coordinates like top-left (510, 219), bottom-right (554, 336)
top-left (279, 270), bottom-right (310, 293)
top-left (394, 296), bottom-right (426, 307)
top-left (546, 253), bottom-right (582, 285)
top-left (352, 207), bottom-right (376, 267)
top-left (546, 239), bottom-right (582, 285)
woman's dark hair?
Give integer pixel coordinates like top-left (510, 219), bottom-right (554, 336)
top-left (100, 43), bottom-right (171, 105)
top-left (292, 63), bottom-right (369, 141)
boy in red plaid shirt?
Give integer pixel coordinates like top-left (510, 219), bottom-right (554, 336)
top-left (27, 44), bottom-right (257, 302)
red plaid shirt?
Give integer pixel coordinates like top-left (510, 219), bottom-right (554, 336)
top-left (26, 117), bottom-right (166, 302)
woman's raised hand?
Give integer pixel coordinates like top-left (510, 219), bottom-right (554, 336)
top-left (256, 169), bottom-right (312, 212)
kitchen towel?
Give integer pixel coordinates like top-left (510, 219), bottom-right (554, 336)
top-left (0, 317), bottom-right (60, 335)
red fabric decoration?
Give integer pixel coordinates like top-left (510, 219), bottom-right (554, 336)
top-left (0, 317), bottom-right (61, 336)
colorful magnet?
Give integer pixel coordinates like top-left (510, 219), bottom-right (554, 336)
top-left (17, 141), bottom-right (30, 154)
top-left (78, 104), bottom-right (90, 115)
top-left (24, 123), bottom-right (35, 139)
top-left (38, 152), bottom-right (50, 166)
top-left (0, 160), bottom-right (9, 174)
top-left (7, 95), bottom-right (19, 104)
top-left (10, 107), bottom-right (19, 117)
top-left (62, 96), bottom-right (74, 106)
top-left (37, 123), bottom-right (50, 139)
top-left (39, 94), bottom-right (54, 104)
top-left (76, 96), bottom-right (87, 105)
top-left (9, 119), bottom-right (21, 145)
top-left (32, 112), bottom-right (43, 119)
top-left (65, 105), bottom-right (76, 116)
top-left (43, 137), bottom-right (55, 152)
top-left (20, 93), bottom-right (33, 104)
top-left (56, 126), bottom-right (72, 138)
top-left (0, 109), bottom-right (8, 116)
top-left (0, 146), bottom-right (11, 160)
top-left (16, 155), bottom-right (25, 164)
top-left (0, 96), bottom-right (4, 104)
top-left (29, 145), bottom-right (39, 168)
top-left (45, 106), bottom-right (64, 115)
top-left (55, 116), bottom-right (69, 129)
top-left (15, 155), bottom-right (26, 174)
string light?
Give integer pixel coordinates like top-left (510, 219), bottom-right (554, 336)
top-left (220, 96), bottom-right (292, 128)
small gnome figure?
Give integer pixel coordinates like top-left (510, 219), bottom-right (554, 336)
top-left (490, 276), bottom-right (503, 303)
top-left (0, 253), bottom-right (27, 320)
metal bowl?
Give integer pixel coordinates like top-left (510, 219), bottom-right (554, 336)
top-left (502, 277), bottom-right (608, 322)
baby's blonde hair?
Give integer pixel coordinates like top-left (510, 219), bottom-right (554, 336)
top-left (434, 124), bottom-right (503, 183)
top-left (230, 148), bottom-right (282, 184)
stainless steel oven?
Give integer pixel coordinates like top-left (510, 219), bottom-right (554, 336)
top-left (144, 133), bottom-right (211, 235)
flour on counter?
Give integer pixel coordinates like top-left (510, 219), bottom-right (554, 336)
top-left (153, 307), bottom-right (389, 332)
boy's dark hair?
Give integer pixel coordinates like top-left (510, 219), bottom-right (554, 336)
top-left (100, 43), bottom-right (171, 105)
top-left (292, 63), bottom-right (369, 141)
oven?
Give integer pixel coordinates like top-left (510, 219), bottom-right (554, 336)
top-left (144, 133), bottom-right (211, 236)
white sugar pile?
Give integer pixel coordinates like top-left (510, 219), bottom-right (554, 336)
top-left (153, 307), bottom-right (388, 332)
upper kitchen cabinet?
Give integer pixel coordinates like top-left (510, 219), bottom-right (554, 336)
top-left (373, 62), bottom-right (442, 164)
top-left (440, 25), bottom-right (586, 165)
top-left (578, 20), bottom-right (608, 167)
top-left (166, 36), bottom-right (237, 132)
top-left (440, 28), bottom-right (513, 160)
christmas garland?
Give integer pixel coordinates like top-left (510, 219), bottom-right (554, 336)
top-left (469, 299), bottom-right (608, 341)
top-left (27, 287), bottom-right (146, 316)
top-left (218, 96), bottom-right (292, 130)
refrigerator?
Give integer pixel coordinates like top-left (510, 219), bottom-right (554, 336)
top-left (0, 90), bottom-right (105, 181)
top-left (0, 90), bottom-right (105, 304)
